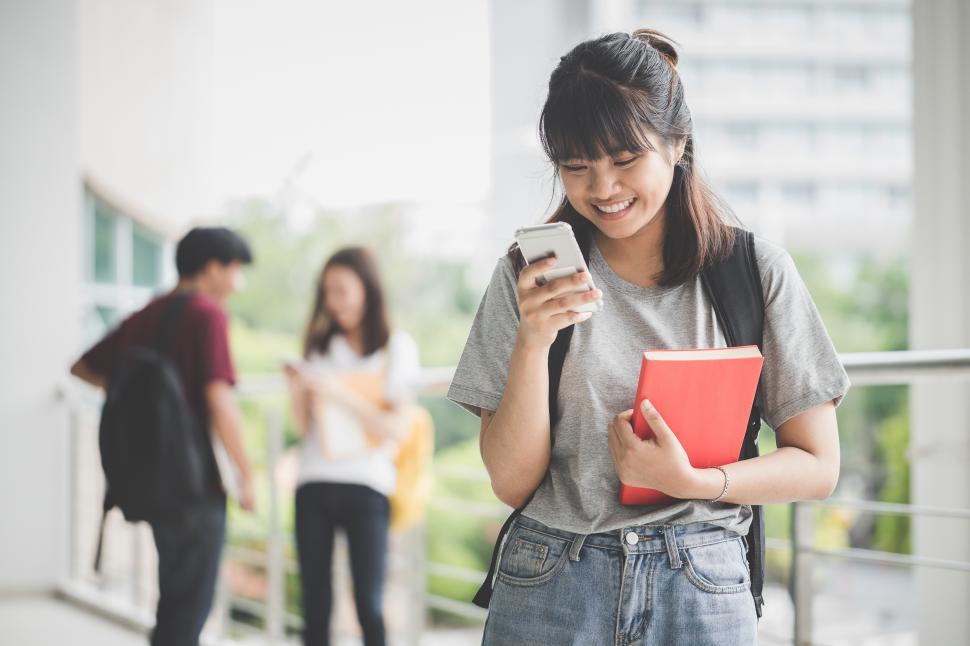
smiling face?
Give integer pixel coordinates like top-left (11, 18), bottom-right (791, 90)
top-left (323, 265), bottom-right (367, 334)
top-left (558, 130), bottom-right (685, 241)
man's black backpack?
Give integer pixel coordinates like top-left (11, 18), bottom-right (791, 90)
top-left (95, 293), bottom-right (210, 568)
top-left (473, 226), bottom-right (768, 618)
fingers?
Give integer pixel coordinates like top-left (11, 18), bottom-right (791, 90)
top-left (519, 271), bottom-right (597, 311)
top-left (607, 419), bottom-right (618, 458)
top-left (535, 287), bottom-right (601, 316)
top-left (548, 308), bottom-right (594, 329)
top-left (520, 284), bottom-right (601, 336)
top-left (517, 256), bottom-right (558, 290)
top-left (640, 399), bottom-right (673, 443)
top-left (609, 411), bottom-right (636, 447)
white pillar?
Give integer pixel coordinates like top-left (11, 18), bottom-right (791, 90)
top-left (911, 1), bottom-right (970, 642)
top-left (488, 0), bottom-right (593, 261)
top-left (0, 0), bottom-right (80, 591)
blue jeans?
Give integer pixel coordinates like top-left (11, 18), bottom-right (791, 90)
top-left (149, 495), bottom-right (226, 646)
top-left (295, 482), bottom-right (389, 646)
top-left (483, 515), bottom-right (758, 646)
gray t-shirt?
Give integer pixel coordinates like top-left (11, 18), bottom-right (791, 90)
top-left (447, 234), bottom-right (851, 535)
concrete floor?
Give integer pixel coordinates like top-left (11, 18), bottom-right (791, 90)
top-left (0, 595), bottom-right (484, 646)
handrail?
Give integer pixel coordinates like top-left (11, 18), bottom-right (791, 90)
top-left (59, 348), bottom-right (970, 644)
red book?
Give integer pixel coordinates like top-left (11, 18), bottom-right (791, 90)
top-left (618, 346), bottom-right (764, 506)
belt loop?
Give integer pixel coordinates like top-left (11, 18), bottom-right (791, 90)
top-left (568, 533), bottom-right (587, 561)
top-left (663, 525), bottom-right (682, 570)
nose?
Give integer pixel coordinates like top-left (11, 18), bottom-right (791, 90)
top-left (588, 166), bottom-right (621, 201)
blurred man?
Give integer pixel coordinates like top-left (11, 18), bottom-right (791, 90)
top-left (71, 226), bottom-right (255, 646)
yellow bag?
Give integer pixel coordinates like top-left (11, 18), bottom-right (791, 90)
top-left (389, 405), bottom-right (434, 532)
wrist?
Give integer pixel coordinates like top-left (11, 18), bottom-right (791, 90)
top-left (513, 333), bottom-right (552, 359)
top-left (682, 467), bottom-right (724, 500)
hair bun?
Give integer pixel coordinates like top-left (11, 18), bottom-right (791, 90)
top-left (631, 28), bottom-right (679, 69)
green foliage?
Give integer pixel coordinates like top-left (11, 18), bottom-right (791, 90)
top-left (788, 251), bottom-right (911, 556)
top-left (225, 198), bottom-right (479, 368)
top-left (426, 438), bottom-right (501, 622)
top-left (871, 400), bottom-right (912, 554)
top-left (790, 251), bottom-right (908, 354)
top-left (420, 393), bottom-right (480, 453)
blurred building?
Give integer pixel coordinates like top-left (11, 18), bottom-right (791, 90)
top-left (636, 0), bottom-right (911, 256)
top-left (491, 0), bottom-right (911, 258)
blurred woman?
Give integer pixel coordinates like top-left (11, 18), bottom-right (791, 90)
top-left (286, 246), bottom-right (420, 646)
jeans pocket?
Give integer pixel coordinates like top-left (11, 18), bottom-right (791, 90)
top-left (496, 525), bottom-right (570, 587)
top-left (682, 537), bottom-right (751, 594)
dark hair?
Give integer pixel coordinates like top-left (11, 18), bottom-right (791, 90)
top-left (175, 226), bottom-right (253, 278)
top-left (523, 28), bottom-right (738, 286)
top-left (302, 246), bottom-right (391, 358)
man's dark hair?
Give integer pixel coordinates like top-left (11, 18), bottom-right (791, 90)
top-left (175, 227), bottom-right (253, 278)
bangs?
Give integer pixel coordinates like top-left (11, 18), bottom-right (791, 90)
top-left (540, 71), bottom-right (657, 163)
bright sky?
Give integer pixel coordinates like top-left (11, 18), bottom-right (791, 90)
top-left (211, 0), bottom-right (492, 210)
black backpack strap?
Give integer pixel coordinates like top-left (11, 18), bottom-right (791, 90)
top-left (472, 508), bottom-right (521, 608)
top-left (701, 227), bottom-right (767, 618)
top-left (93, 503), bottom-right (109, 573)
top-left (472, 224), bottom-right (593, 609)
top-left (156, 291), bottom-right (193, 355)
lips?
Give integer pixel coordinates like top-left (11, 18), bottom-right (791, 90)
top-left (593, 197), bottom-right (637, 221)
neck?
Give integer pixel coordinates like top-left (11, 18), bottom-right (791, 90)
top-left (175, 277), bottom-right (221, 304)
top-left (594, 211), bottom-right (666, 285)
top-left (345, 326), bottom-right (365, 354)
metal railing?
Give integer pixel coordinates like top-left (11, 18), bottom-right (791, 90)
top-left (60, 349), bottom-right (970, 645)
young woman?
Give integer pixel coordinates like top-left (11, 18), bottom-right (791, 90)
top-left (447, 30), bottom-right (850, 644)
top-left (286, 246), bottom-right (420, 646)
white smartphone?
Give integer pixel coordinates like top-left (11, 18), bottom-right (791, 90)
top-left (514, 222), bottom-right (603, 313)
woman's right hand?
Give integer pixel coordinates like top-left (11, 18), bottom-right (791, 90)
top-left (515, 256), bottom-right (602, 350)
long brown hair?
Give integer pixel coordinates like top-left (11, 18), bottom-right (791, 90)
top-left (302, 246), bottom-right (391, 358)
top-left (517, 29), bottom-right (739, 286)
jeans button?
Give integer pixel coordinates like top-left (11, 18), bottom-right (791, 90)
top-left (625, 531), bottom-right (638, 545)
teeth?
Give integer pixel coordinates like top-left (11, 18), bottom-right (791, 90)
top-left (595, 198), bottom-right (635, 214)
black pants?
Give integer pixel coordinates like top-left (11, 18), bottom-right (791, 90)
top-left (148, 495), bottom-right (226, 646)
top-left (295, 482), bottom-right (390, 646)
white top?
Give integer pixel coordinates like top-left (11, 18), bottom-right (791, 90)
top-left (296, 331), bottom-right (421, 496)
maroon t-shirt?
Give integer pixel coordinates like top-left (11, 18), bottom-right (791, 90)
top-left (82, 290), bottom-right (236, 492)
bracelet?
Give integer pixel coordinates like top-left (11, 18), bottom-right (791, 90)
top-left (709, 466), bottom-right (730, 503)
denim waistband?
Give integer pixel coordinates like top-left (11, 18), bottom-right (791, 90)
top-left (514, 514), bottom-right (742, 556)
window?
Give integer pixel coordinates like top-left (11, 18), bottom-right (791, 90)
top-left (725, 123), bottom-right (760, 148)
top-left (638, 1), bottom-right (705, 29)
top-left (93, 201), bottom-right (116, 284)
top-left (725, 181), bottom-right (759, 207)
top-left (760, 3), bottom-right (815, 31)
top-left (83, 187), bottom-right (170, 338)
top-left (764, 123), bottom-right (818, 152)
top-left (832, 65), bottom-right (870, 93)
top-left (132, 225), bottom-right (163, 288)
top-left (782, 182), bottom-right (818, 207)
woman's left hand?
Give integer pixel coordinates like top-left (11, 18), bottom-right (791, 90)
top-left (607, 399), bottom-right (698, 498)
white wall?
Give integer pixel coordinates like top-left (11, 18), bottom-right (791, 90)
top-left (0, 0), bottom-right (80, 591)
top-left (911, 0), bottom-right (970, 642)
top-left (79, 0), bottom-right (215, 229)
